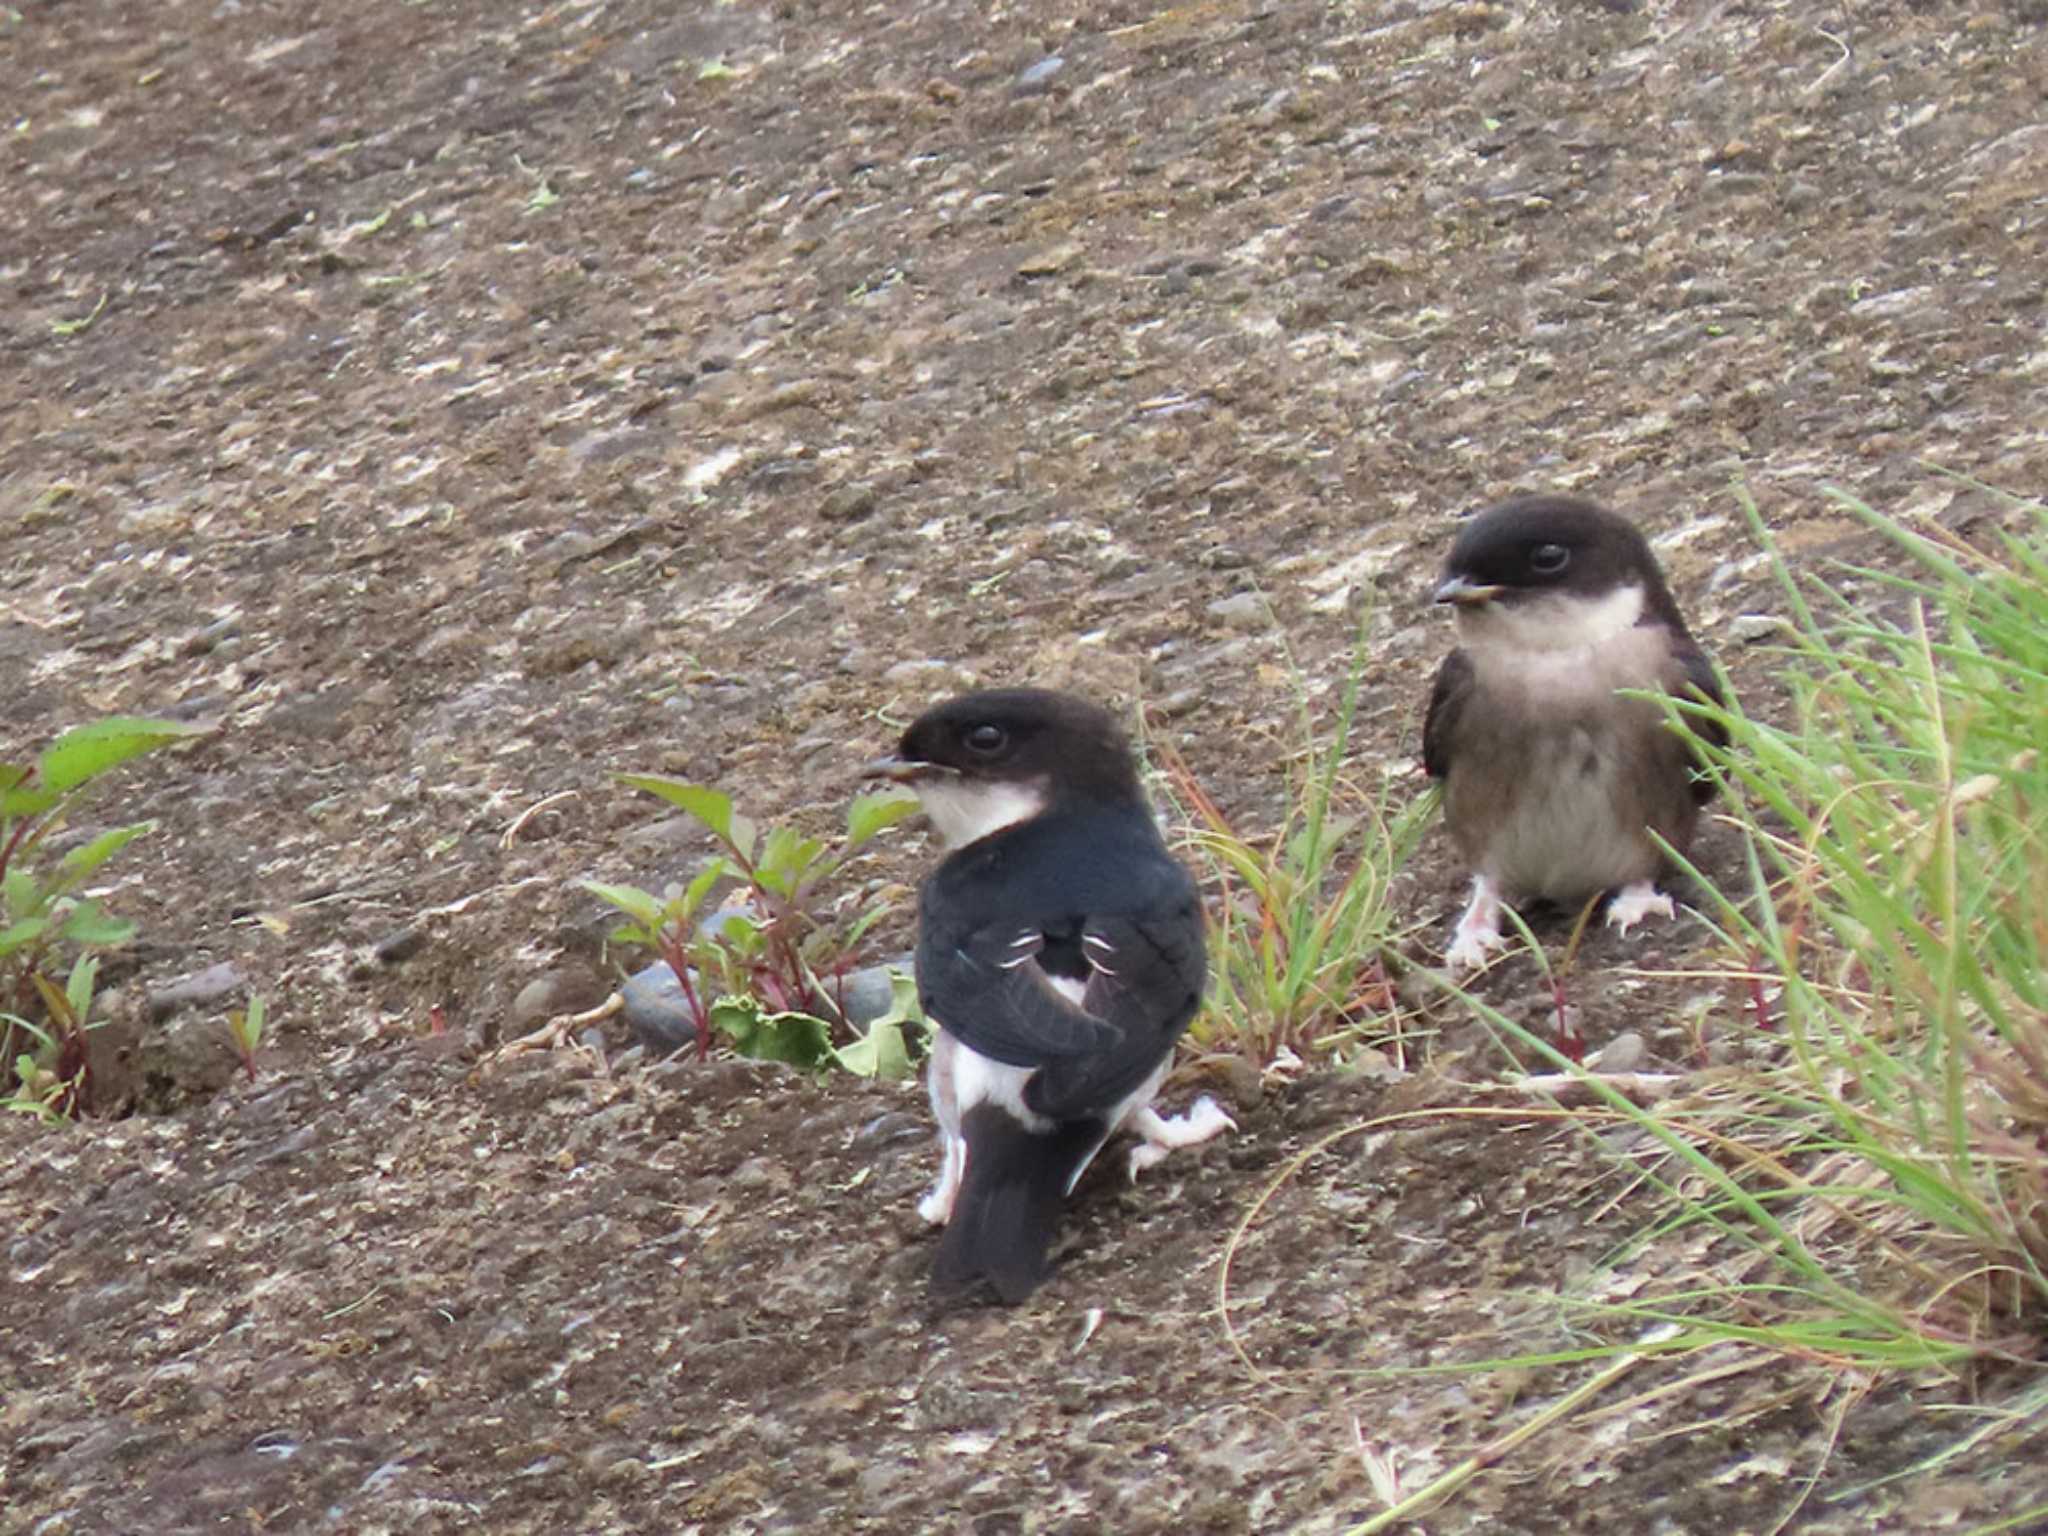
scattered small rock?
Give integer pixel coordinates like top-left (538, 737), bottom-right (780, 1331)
top-left (147, 962), bottom-right (246, 1022)
top-left (372, 926), bottom-right (425, 966)
top-left (855, 1111), bottom-right (927, 1147)
top-left (1206, 592), bottom-right (1266, 631)
top-left (509, 964), bottom-right (610, 1034)
top-left (881, 657), bottom-right (970, 691)
top-left (820, 481), bottom-right (879, 523)
top-left (1589, 1030), bottom-right (1647, 1074)
top-left (1017, 242), bottom-right (1082, 278)
top-left (180, 615), bottom-right (241, 656)
top-left (621, 962), bottom-right (702, 1056)
top-left (1727, 613), bottom-right (1791, 644)
top-left (731, 1156), bottom-right (792, 1193)
top-left (1013, 55), bottom-right (1063, 96)
top-left (834, 956), bottom-right (913, 1028)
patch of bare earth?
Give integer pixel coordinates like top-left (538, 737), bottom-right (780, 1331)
top-left (4, 0), bottom-right (2044, 1530)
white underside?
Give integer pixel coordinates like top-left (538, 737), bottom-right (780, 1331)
top-left (915, 1025), bottom-right (1237, 1226)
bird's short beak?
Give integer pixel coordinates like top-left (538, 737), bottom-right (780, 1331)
top-left (1432, 575), bottom-right (1503, 608)
top-left (861, 755), bottom-right (933, 784)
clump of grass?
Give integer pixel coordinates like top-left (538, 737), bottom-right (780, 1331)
top-left (1157, 605), bottom-right (1434, 1069)
top-left (1213, 486), bottom-right (2047, 1528)
top-left (1460, 482), bottom-right (2047, 1369)
top-left (1430, 483), bottom-right (2044, 1517)
top-left (1665, 483), bottom-right (2048, 1345)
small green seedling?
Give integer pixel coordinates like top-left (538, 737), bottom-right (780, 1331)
top-left (3, 716), bottom-right (204, 1116)
top-left (226, 994), bottom-right (268, 1082)
top-left (3, 953), bottom-right (101, 1120)
top-left (585, 780), bottom-right (917, 1063)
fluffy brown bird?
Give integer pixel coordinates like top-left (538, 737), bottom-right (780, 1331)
top-left (1423, 495), bottom-right (1723, 970)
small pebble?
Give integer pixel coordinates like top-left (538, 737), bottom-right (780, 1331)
top-left (147, 961), bottom-right (247, 1021)
top-left (1206, 592), bottom-right (1266, 631)
top-left (1014, 55), bottom-right (1064, 95)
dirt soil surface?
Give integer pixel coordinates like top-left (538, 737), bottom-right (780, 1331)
top-left (5, 0), bottom-right (2047, 1531)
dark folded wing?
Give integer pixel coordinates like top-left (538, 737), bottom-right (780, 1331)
top-left (1026, 904), bottom-right (1207, 1119)
top-left (915, 809), bottom-right (1209, 1117)
top-left (917, 918), bottom-right (1122, 1064)
top-left (1668, 642), bottom-right (1727, 805)
top-left (1422, 649), bottom-right (1474, 781)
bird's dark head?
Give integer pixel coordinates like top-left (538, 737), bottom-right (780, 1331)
top-left (864, 688), bottom-right (1142, 848)
top-left (1432, 495), bottom-right (1681, 653)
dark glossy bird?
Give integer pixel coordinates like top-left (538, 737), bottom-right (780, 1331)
top-left (1422, 495), bottom-right (1723, 971)
top-left (867, 688), bottom-right (1234, 1304)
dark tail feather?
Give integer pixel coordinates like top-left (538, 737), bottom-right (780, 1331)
top-left (933, 1105), bottom-right (1104, 1305)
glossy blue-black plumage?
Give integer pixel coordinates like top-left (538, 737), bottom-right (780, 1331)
top-left (916, 802), bottom-right (1205, 1121)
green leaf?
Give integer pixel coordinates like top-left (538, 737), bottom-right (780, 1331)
top-left (834, 971), bottom-right (925, 1080)
top-left (674, 859), bottom-right (733, 926)
top-left (754, 825), bottom-right (826, 897)
top-left (231, 994), bottom-right (268, 1052)
top-left (5, 1014), bottom-right (55, 1051)
top-left (59, 902), bottom-right (136, 947)
top-left (580, 879), bottom-right (668, 930)
top-left (839, 898), bottom-right (896, 952)
top-left (0, 778), bottom-right (60, 819)
top-left (54, 821), bottom-right (154, 886)
top-left (3, 868), bottom-right (45, 923)
top-left (707, 908), bottom-right (764, 958)
top-left (846, 789), bottom-right (918, 849)
top-left (64, 953), bottom-right (99, 1020)
top-left (710, 996), bottom-right (834, 1069)
top-left (0, 914), bottom-right (50, 954)
top-left (31, 972), bottom-right (73, 1031)
top-left (39, 717), bottom-right (204, 794)
top-left (728, 809), bottom-right (758, 864)
top-left (615, 776), bottom-right (735, 843)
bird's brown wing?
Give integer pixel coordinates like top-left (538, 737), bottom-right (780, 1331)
top-left (1422, 648), bottom-right (1475, 781)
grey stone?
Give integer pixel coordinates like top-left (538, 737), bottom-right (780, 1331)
top-left (833, 956), bottom-right (913, 1028)
top-left (881, 657), bottom-right (968, 690)
top-left (1590, 1031), bottom-right (1647, 1073)
top-left (147, 962), bottom-right (246, 1022)
top-left (372, 926), bottom-right (425, 966)
top-left (621, 962), bottom-right (704, 1055)
top-left (731, 1156), bottom-right (791, 1193)
top-left (508, 965), bottom-right (609, 1033)
top-left (1727, 613), bottom-right (1791, 644)
top-left (1206, 592), bottom-right (1266, 631)
top-left (1014, 55), bottom-right (1063, 95)
top-left (820, 481), bottom-right (878, 522)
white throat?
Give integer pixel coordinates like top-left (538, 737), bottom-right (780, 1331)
top-left (913, 777), bottom-right (1047, 849)
top-left (1455, 581), bottom-right (1645, 657)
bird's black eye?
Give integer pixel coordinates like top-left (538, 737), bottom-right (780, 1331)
top-left (1528, 543), bottom-right (1571, 575)
top-left (963, 723), bottom-right (1007, 755)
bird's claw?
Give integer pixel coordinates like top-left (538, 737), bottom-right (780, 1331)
top-left (1126, 1095), bottom-right (1237, 1181)
top-left (1605, 882), bottom-right (1675, 935)
top-left (1445, 925), bottom-right (1508, 973)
